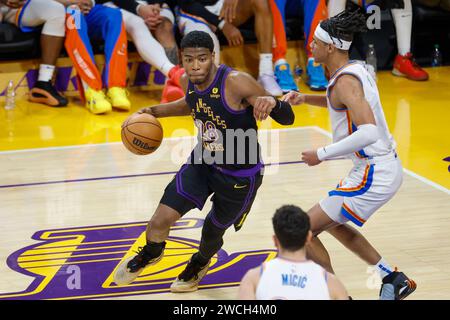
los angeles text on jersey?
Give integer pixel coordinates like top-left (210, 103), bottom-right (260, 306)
top-left (172, 304), bottom-right (278, 317)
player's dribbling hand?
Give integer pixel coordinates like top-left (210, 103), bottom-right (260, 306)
top-left (301, 150), bottom-right (322, 166)
top-left (253, 96), bottom-right (276, 122)
top-left (137, 107), bottom-right (156, 116)
top-left (282, 91), bottom-right (305, 105)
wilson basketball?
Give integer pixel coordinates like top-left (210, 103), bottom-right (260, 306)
top-left (121, 113), bottom-right (163, 155)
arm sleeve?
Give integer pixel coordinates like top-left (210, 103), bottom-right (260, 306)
top-left (179, 0), bottom-right (222, 27)
top-left (269, 99), bottom-right (295, 125)
top-left (316, 124), bottom-right (380, 160)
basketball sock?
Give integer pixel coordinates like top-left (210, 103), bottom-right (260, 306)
top-left (391, 0), bottom-right (412, 55)
top-left (259, 53), bottom-right (274, 76)
top-left (375, 257), bottom-right (393, 279)
top-left (38, 64), bottom-right (55, 82)
top-left (144, 240), bottom-right (166, 258)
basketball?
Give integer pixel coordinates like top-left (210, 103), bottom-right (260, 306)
top-left (121, 113), bottom-right (163, 155)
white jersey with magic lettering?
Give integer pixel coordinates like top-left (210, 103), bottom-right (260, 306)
top-left (255, 258), bottom-right (330, 300)
top-left (327, 61), bottom-right (396, 162)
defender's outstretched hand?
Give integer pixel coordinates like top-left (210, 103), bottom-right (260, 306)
top-left (282, 91), bottom-right (305, 105)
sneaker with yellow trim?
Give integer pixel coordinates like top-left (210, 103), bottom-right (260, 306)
top-left (85, 88), bottom-right (112, 114)
top-left (107, 87), bottom-right (131, 111)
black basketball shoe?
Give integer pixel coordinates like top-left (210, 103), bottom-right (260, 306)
top-left (29, 80), bottom-right (68, 107)
top-left (379, 268), bottom-right (417, 300)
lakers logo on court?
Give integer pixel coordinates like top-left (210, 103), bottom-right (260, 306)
top-left (0, 219), bottom-right (276, 300)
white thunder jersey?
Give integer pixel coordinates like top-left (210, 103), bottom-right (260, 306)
top-left (327, 61), bottom-right (396, 161)
top-left (256, 258), bottom-right (330, 300)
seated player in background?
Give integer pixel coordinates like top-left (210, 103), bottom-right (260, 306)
top-left (114, 31), bottom-right (295, 292)
top-left (99, 0), bottom-right (186, 103)
top-left (63, 0), bottom-right (131, 114)
top-left (176, 0), bottom-right (284, 96)
top-left (238, 205), bottom-right (349, 300)
top-left (269, 0), bottom-right (329, 92)
top-left (1, 0), bottom-right (68, 107)
top-left (328, 0), bottom-right (429, 81)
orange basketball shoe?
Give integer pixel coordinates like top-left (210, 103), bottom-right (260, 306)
top-left (392, 53), bottom-right (429, 81)
top-left (161, 65), bottom-right (185, 103)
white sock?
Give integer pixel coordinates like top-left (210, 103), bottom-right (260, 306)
top-left (375, 258), bottom-right (393, 279)
top-left (328, 0), bottom-right (346, 17)
top-left (259, 53), bottom-right (274, 76)
top-left (391, 0), bottom-right (412, 56)
top-left (274, 58), bottom-right (288, 67)
top-left (38, 64), bottom-right (55, 82)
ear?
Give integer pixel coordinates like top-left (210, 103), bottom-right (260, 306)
top-left (305, 230), bottom-right (313, 245)
top-left (273, 235), bottom-right (280, 250)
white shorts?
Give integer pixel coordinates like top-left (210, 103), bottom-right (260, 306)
top-left (319, 153), bottom-right (403, 227)
top-left (1, 0), bottom-right (65, 37)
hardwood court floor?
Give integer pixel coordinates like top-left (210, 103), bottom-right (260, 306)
top-left (0, 67), bottom-right (449, 300)
top-left (0, 127), bottom-right (449, 300)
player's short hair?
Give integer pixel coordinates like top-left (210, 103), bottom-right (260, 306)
top-left (272, 205), bottom-right (310, 251)
top-left (320, 8), bottom-right (367, 43)
top-left (180, 31), bottom-right (214, 53)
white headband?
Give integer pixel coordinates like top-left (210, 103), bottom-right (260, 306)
top-left (314, 24), bottom-right (352, 51)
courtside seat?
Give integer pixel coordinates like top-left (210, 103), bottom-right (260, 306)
top-left (0, 22), bottom-right (39, 60)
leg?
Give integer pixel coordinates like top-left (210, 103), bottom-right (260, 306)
top-left (154, 5), bottom-right (179, 66)
top-left (233, 0), bottom-right (282, 95)
top-left (303, 0), bottom-right (328, 90)
top-left (391, 0), bottom-right (428, 81)
top-left (65, 7), bottom-right (112, 114)
top-left (19, 0), bottom-right (68, 106)
top-left (327, 224), bottom-right (382, 265)
top-left (305, 203), bottom-right (340, 273)
top-left (145, 204), bottom-right (182, 243)
top-left (269, 0), bottom-right (287, 63)
top-left (170, 170), bottom-right (263, 293)
top-left (154, 18), bottom-right (179, 65)
top-left (104, 2), bottom-right (175, 76)
top-left (85, 5), bottom-right (128, 89)
top-left (269, 0), bottom-right (299, 92)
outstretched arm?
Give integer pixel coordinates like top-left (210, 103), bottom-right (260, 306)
top-left (137, 73), bottom-right (191, 118)
top-left (282, 91), bottom-right (328, 108)
top-left (302, 75), bottom-right (379, 166)
top-left (230, 72), bottom-right (295, 125)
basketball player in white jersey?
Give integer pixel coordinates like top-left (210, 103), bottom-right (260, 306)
top-left (238, 205), bottom-right (348, 300)
top-left (282, 9), bottom-right (417, 300)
